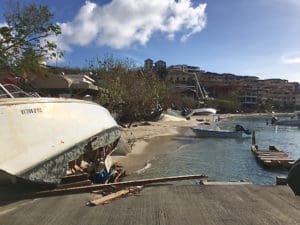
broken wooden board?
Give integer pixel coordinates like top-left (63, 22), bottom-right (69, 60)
top-left (86, 186), bottom-right (143, 206)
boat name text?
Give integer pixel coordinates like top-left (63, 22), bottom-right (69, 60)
top-left (21, 108), bottom-right (43, 115)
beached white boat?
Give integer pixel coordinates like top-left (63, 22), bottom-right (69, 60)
top-left (0, 83), bottom-right (120, 185)
top-left (191, 124), bottom-right (251, 138)
top-left (186, 108), bottom-right (217, 117)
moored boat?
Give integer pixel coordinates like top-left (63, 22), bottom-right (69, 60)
top-left (191, 124), bottom-right (251, 138)
top-left (275, 112), bottom-right (300, 126)
top-left (0, 83), bottom-right (121, 185)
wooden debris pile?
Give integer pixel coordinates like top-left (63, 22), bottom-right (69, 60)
top-left (31, 174), bottom-right (208, 199)
top-left (57, 164), bottom-right (126, 189)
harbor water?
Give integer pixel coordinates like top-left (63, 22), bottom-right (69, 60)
top-left (129, 115), bottom-right (300, 185)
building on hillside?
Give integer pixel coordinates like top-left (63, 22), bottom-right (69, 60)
top-left (154, 60), bottom-right (167, 78)
top-left (144, 58), bottom-right (154, 71)
top-left (196, 72), bottom-right (300, 110)
top-left (166, 69), bottom-right (209, 99)
top-left (166, 70), bottom-right (194, 84)
top-left (238, 88), bottom-right (258, 110)
top-left (195, 72), bottom-right (259, 101)
top-left (144, 58), bottom-right (167, 77)
top-left (257, 79), bottom-right (296, 108)
top-left (168, 64), bottom-right (203, 73)
top-left (295, 92), bottom-right (300, 110)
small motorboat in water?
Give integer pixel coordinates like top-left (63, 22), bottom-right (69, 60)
top-left (0, 83), bottom-right (121, 185)
top-left (191, 124), bottom-right (251, 138)
top-left (274, 112), bottom-right (300, 126)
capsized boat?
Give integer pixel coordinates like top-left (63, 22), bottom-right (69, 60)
top-left (0, 83), bottom-right (121, 185)
top-left (191, 124), bottom-right (251, 138)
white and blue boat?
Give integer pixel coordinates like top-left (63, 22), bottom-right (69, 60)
top-left (191, 124), bottom-right (251, 138)
top-left (0, 83), bottom-right (120, 185)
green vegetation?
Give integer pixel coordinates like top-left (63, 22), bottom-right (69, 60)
top-left (88, 56), bottom-right (172, 122)
top-left (0, 1), bottom-right (62, 76)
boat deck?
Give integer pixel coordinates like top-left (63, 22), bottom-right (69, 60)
top-left (251, 145), bottom-right (295, 169)
top-left (0, 184), bottom-right (300, 225)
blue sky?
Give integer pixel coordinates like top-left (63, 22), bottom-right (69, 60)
top-left (1, 0), bottom-right (300, 82)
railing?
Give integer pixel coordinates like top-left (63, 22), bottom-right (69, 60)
top-left (0, 83), bottom-right (40, 98)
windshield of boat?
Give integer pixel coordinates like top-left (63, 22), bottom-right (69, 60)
top-left (0, 83), bottom-right (40, 98)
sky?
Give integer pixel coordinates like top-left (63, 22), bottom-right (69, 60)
top-left (1, 0), bottom-right (300, 82)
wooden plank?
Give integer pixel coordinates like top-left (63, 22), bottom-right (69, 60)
top-left (259, 158), bottom-right (294, 161)
top-left (32, 174), bottom-right (209, 198)
top-left (87, 189), bottom-right (130, 206)
top-left (60, 173), bottom-right (89, 184)
top-left (262, 160), bottom-right (294, 168)
top-left (200, 181), bottom-right (252, 185)
top-left (56, 180), bottom-right (92, 189)
top-left (257, 154), bottom-right (291, 158)
top-left (258, 157), bottom-right (292, 160)
top-left (87, 186), bottom-right (143, 206)
top-left (256, 151), bottom-right (288, 154)
top-left (252, 131), bottom-right (256, 145)
top-left (258, 156), bottom-right (289, 159)
top-left (255, 152), bottom-right (288, 155)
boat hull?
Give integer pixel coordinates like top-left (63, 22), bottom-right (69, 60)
top-left (0, 98), bottom-right (120, 184)
top-left (191, 128), bottom-right (243, 138)
top-left (187, 108), bottom-right (217, 117)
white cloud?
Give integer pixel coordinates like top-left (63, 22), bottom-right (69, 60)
top-left (0, 22), bottom-right (8, 27)
top-left (281, 53), bottom-right (300, 64)
top-left (279, 0), bottom-right (300, 7)
top-left (52, 0), bottom-right (207, 51)
top-left (264, 0), bottom-right (300, 7)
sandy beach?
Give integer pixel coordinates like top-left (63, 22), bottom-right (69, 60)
top-left (112, 112), bottom-right (280, 174)
top-left (112, 114), bottom-right (216, 174)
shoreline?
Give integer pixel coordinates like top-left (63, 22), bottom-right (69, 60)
top-left (112, 114), bottom-right (215, 174)
top-left (112, 112), bottom-right (292, 175)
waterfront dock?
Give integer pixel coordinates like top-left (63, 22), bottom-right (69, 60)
top-left (251, 145), bottom-right (295, 169)
top-left (0, 184), bottom-right (299, 225)
top-left (251, 131), bottom-right (295, 169)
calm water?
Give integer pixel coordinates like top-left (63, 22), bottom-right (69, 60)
top-left (128, 115), bottom-right (300, 185)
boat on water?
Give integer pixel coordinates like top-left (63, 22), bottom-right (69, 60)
top-left (274, 111), bottom-right (300, 126)
top-left (191, 124), bottom-right (251, 138)
top-left (0, 83), bottom-right (121, 185)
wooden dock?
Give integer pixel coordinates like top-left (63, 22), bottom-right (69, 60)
top-left (251, 131), bottom-right (295, 169)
